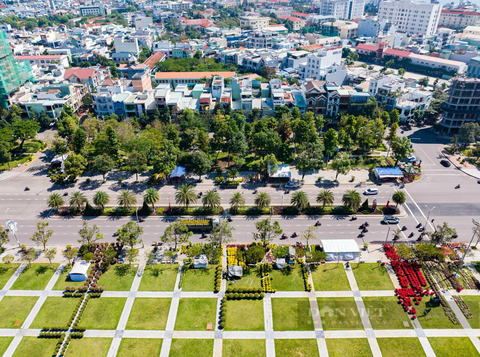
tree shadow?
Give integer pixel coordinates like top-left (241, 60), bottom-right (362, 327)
top-left (37, 209), bottom-right (52, 219)
top-left (78, 179), bottom-right (103, 191)
top-left (35, 265), bottom-right (49, 275)
top-left (114, 265), bottom-right (131, 278)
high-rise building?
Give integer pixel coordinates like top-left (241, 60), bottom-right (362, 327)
top-left (0, 31), bottom-right (33, 110)
top-left (378, 0), bottom-right (441, 36)
top-left (313, 0), bottom-right (365, 20)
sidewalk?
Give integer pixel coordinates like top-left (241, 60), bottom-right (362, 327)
top-left (441, 148), bottom-right (480, 179)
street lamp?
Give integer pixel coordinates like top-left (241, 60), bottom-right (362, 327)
top-left (5, 207), bottom-right (20, 247)
top-left (456, 219), bottom-right (480, 277)
top-left (383, 211), bottom-right (391, 242)
top-left (424, 205), bottom-right (435, 232)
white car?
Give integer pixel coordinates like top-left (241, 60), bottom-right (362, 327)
top-left (383, 216), bottom-right (400, 224)
top-left (284, 181), bottom-right (299, 188)
top-left (363, 188), bottom-right (379, 195)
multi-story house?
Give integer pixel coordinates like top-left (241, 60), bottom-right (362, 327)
top-left (240, 16), bottom-right (270, 30)
top-left (302, 80), bottom-right (328, 115)
top-left (312, 0), bottom-right (365, 20)
top-left (439, 9), bottom-right (480, 30)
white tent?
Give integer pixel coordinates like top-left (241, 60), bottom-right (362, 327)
top-left (228, 265), bottom-right (243, 277)
top-left (276, 258), bottom-right (286, 269)
top-left (321, 239), bottom-right (360, 261)
top-left (68, 260), bottom-right (90, 282)
top-left (170, 165), bottom-right (186, 178)
top-left (193, 254), bottom-right (208, 268)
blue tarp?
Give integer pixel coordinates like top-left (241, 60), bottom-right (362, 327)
top-left (374, 167), bottom-right (404, 179)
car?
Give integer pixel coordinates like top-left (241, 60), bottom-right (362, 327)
top-left (383, 216), bottom-right (400, 224)
top-left (407, 156), bottom-right (418, 162)
top-left (363, 188), bottom-right (379, 195)
top-left (440, 160), bottom-right (451, 167)
top-left (284, 181), bottom-right (299, 188)
top-left (117, 258), bottom-right (124, 264)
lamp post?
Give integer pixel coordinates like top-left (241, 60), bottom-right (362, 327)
top-left (5, 207), bottom-right (20, 247)
top-left (424, 205), bottom-right (435, 232)
top-left (136, 206), bottom-right (144, 248)
top-left (383, 212), bottom-right (391, 242)
top-left (456, 219), bottom-right (480, 276)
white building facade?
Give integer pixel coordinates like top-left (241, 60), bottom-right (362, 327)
top-left (313, 0), bottom-right (365, 20)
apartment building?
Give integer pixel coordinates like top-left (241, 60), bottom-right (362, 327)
top-left (278, 16), bottom-right (306, 31)
top-left (466, 56), bottom-right (480, 78)
top-left (240, 16), bottom-right (270, 30)
top-left (439, 9), bottom-right (480, 29)
top-left (312, 0), bottom-right (365, 20)
top-left (298, 47), bottom-right (342, 79)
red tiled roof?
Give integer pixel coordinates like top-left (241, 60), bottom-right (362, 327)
top-left (144, 52), bottom-right (165, 70)
top-left (279, 15), bottom-right (305, 22)
top-left (155, 71), bottom-right (235, 79)
top-left (355, 44), bottom-right (379, 52)
top-left (15, 55), bottom-right (64, 60)
top-left (383, 48), bottom-right (411, 58)
top-left (302, 44), bottom-right (323, 51)
top-left (64, 68), bottom-right (99, 80)
top-left (442, 9), bottom-right (480, 16)
top-left (292, 12), bottom-right (309, 17)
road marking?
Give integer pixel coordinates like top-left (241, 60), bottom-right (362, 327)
top-left (418, 147), bottom-right (436, 165)
top-left (402, 187), bottom-right (435, 231)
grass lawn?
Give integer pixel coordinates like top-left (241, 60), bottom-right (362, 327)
top-left (12, 337), bottom-right (58, 357)
top-left (461, 296), bottom-right (480, 329)
top-left (363, 296), bottom-right (413, 330)
top-left (31, 297), bottom-right (79, 328)
top-left (377, 338), bottom-right (426, 357)
top-left (11, 264), bottom-right (59, 290)
top-left (429, 337), bottom-right (480, 357)
top-left (117, 338), bottom-right (162, 357)
top-left (311, 263), bottom-right (351, 291)
top-left (0, 264), bottom-right (20, 289)
top-left (81, 298), bottom-right (126, 330)
top-left (181, 265), bottom-right (217, 292)
top-left (169, 339), bottom-right (213, 357)
top-left (272, 298), bottom-right (314, 331)
top-left (223, 339), bottom-right (266, 357)
top-left (416, 298), bottom-right (462, 329)
top-left (96, 265), bottom-right (137, 291)
top-left (231, 266), bottom-right (262, 288)
top-left (126, 298), bottom-right (171, 330)
top-left (275, 339), bottom-right (319, 357)
top-left (0, 337), bottom-right (13, 355)
top-left (224, 300), bottom-right (264, 331)
top-left (0, 296), bottom-right (38, 328)
top-left (318, 297), bottom-right (363, 330)
top-left (270, 266), bottom-right (305, 291)
top-left (351, 263), bottom-right (394, 290)
top-left (174, 298), bottom-right (217, 330)
top-left (138, 264), bottom-right (178, 291)
top-left (66, 338), bottom-right (112, 357)
top-left (326, 339), bottom-right (372, 357)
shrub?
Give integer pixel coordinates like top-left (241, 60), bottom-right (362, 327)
top-left (219, 321), bottom-right (225, 329)
top-left (214, 176), bottom-right (225, 185)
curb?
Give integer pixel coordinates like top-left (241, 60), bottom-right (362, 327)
top-left (441, 148), bottom-right (480, 180)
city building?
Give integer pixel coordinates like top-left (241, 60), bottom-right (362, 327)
top-left (312, 0), bottom-right (365, 20)
top-left (466, 56), bottom-right (480, 78)
top-left (79, 3), bottom-right (109, 16)
top-left (278, 16), bottom-right (306, 31)
top-left (298, 47), bottom-right (346, 84)
top-left (63, 68), bottom-right (103, 90)
top-left (155, 71), bottom-right (236, 87)
top-left (439, 8), bottom-right (480, 29)
top-left (14, 54), bottom-right (69, 68)
top-left (240, 16), bottom-right (270, 30)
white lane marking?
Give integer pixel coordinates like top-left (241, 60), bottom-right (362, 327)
top-left (402, 187), bottom-right (435, 231)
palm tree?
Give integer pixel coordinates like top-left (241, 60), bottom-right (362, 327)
top-left (117, 190), bottom-right (137, 210)
top-left (342, 190), bottom-right (361, 212)
top-left (202, 189), bottom-right (221, 210)
top-left (316, 189), bottom-right (334, 208)
top-left (47, 193), bottom-right (65, 211)
top-left (291, 190), bottom-right (309, 211)
top-left (229, 192), bottom-right (245, 213)
top-left (69, 191), bottom-right (87, 212)
top-left (392, 191), bottom-right (406, 208)
top-left (254, 191), bottom-right (271, 210)
top-left (144, 188), bottom-right (160, 210)
top-left (175, 184), bottom-right (197, 208)
top-left (93, 191), bottom-right (110, 209)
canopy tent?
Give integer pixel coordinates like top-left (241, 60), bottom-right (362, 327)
top-left (321, 239), bottom-right (360, 261)
top-left (68, 260), bottom-right (90, 282)
top-left (193, 254), bottom-right (208, 268)
top-left (374, 167), bottom-right (404, 180)
top-left (228, 265), bottom-right (243, 277)
top-left (170, 165), bottom-right (186, 178)
top-left (269, 164), bottom-right (291, 182)
top-left (276, 258), bottom-right (286, 269)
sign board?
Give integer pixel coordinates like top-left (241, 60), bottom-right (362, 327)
top-left (6, 220), bottom-right (16, 234)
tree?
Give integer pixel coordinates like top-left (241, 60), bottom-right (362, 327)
top-left (301, 226), bottom-right (317, 248)
top-left (117, 190), bottom-right (137, 210)
top-left (12, 120), bottom-right (40, 150)
top-left (22, 248), bottom-right (37, 267)
top-left (82, 93), bottom-right (93, 107)
top-left (118, 221), bottom-right (143, 249)
top-left (144, 188), bottom-right (160, 210)
top-left (45, 247), bottom-right (57, 269)
top-left (63, 246), bottom-right (78, 266)
top-left (175, 184), bottom-right (197, 208)
top-left (254, 191), bottom-right (271, 210)
top-left (91, 155), bottom-right (115, 181)
top-left (392, 191), bottom-right (406, 208)
top-left (190, 151), bottom-right (211, 180)
top-left (93, 191), bottom-right (110, 209)
top-left (395, 243), bottom-right (414, 260)
top-left (194, 50), bottom-right (202, 59)
top-left (224, 132), bottom-right (248, 167)
top-left (51, 137), bottom-right (69, 155)
top-left (331, 152), bottom-right (351, 180)
top-left (125, 248), bottom-right (139, 267)
top-left (47, 193), bottom-right (65, 211)
top-left (342, 190), bottom-right (361, 212)
top-left (418, 76), bottom-right (430, 87)
top-left (78, 220), bottom-right (103, 244)
top-left (246, 245), bottom-right (266, 264)
top-left (316, 189), bottom-right (334, 208)
top-left (323, 128), bottom-right (338, 161)
top-left (64, 153), bottom-right (87, 181)
top-left (391, 136), bottom-right (414, 163)
top-left (161, 221), bottom-right (192, 250)
top-left (72, 128), bottom-right (87, 154)
top-left (295, 142), bottom-right (325, 180)
top-left (202, 189), bottom-right (221, 210)
top-left (0, 142), bottom-right (11, 169)
top-left (105, 125), bottom-right (121, 160)
top-left (253, 219), bottom-right (282, 245)
top-left (229, 192), bottom-right (245, 213)
top-left (2, 254), bottom-right (14, 268)
top-left (127, 151), bottom-right (148, 182)
top-left (69, 191), bottom-right (87, 211)
top-left (432, 222), bottom-right (457, 244)
top-left (0, 225), bottom-right (9, 249)
top-left (398, 68), bottom-right (405, 78)
top-left (390, 109), bottom-right (400, 124)
top-left (208, 221), bottom-right (235, 247)
top-left (291, 190), bottom-right (309, 211)
top-left (31, 222), bottom-right (53, 251)
top-left (458, 122), bottom-right (480, 147)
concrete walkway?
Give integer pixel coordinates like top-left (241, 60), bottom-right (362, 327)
top-left (263, 294), bottom-right (275, 357)
top-left (307, 265), bottom-right (328, 357)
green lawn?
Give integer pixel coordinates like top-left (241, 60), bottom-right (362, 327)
top-left (275, 339), bottom-right (319, 357)
top-left (270, 266), bottom-right (305, 291)
top-left (326, 339), bottom-right (372, 357)
top-left (351, 263), bottom-right (394, 290)
top-left (174, 298), bottom-right (217, 330)
top-left (11, 264), bottom-right (59, 290)
top-left (81, 298), bottom-right (126, 330)
top-left (230, 266), bottom-right (262, 288)
top-left (416, 298), bottom-right (462, 329)
top-left (139, 265), bottom-right (178, 291)
top-left (311, 264), bottom-right (351, 291)
top-left (181, 265), bottom-right (217, 291)
top-left (363, 296), bottom-right (413, 330)
top-left (66, 338), bottom-right (112, 357)
top-left (0, 296), bottom-right (38, 328)
top-left (0, 337), bottom-right (13, 355)
top-left (117, 338), bottom-right (162, 357)
top-left (429, 337), bottom-right (480, 357)
top-left (31, 297), bottom-right (79, 328)
top-left (0, 264), bottom-right (20, 289)
top-left (126, 298), bottom-right (171, 330)
top-left (224, 300), bottom-right (264, 331)
top-left (96, 265), bottom-right (137, 291)
top-left (377, 338), bottom-right (426, 357)
top-left (272, 298), bottom-right (314, 331)
top-left (318, 297), bottom-right (363, 330)
top-left (461, 296), bottom-right (480, 329)
top-left (12, 337), bottom-right (58, 357)
top-left (169, 339), bottom-right (213, 357)
top-left (223, 339), bottom-right (266, 357)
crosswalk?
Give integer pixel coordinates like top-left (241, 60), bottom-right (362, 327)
top-left (18, 169), bottom-right (37, 177)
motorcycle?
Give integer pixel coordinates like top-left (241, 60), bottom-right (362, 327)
top-left (253, 189), bottom-right (257, 194)
top-left (227, 217), bottom-right (232, 222)
top-left (351, 215), bottom-right (357, 221)
top-left (281, 233), bottom-right (288, 239)
top-left (364, 222), bottom-right (370, 227)
top-left (417, 236), bottom-right (423, 242)
top-left (24, 187), bottom-right (30, 191)
top-left (197, 192), bottom-right (203, 198)
top-left (416, 223), bottom-right (422, 229)
top-left (358, 232), bottom-right (365, 238)
top-left (284, 190), bottom-right (290, 194)
top-left (63, 192), bottom-right (68, 196)
top-left (359, 224), bottom-right (365, 229)
top-left (138, 217), bottom-right (144, 222)
top-left (402, 226), bottom-right (407, 231)
top-left (291, 232), bottom-right (298, 238)
top-left (314, 221), bottom-right (321, 227)
top-left (201, 233), bottom-right (207, 238)
top-left (455, 184), bottom-right (461, 189)
top-left (362, 228), bottom-right (368, 233)
top-left (408, 232), bottom-right (414, 238)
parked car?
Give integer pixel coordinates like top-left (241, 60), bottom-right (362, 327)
top-left (363, 188), bottom-right (379, 195)
top-left (440, 160), bottom-right (451, 167)
top-left (383, 216), bottom-right (400, 224)
top-left (408, 156), bottom-right (418, 162)
top-left (284, 181), bottom-right (299, 188)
